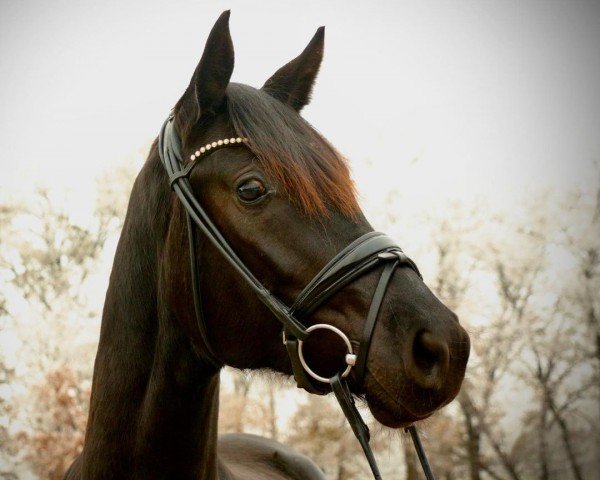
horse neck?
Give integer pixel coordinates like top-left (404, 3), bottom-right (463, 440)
top-left (81, 150), bottom-right (221, 480)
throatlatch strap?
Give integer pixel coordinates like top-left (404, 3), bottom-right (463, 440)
top-left (331, 374), bottom-right (381, 480)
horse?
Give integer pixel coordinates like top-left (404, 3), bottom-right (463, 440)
top-left (64, 11), bottom-right (470, 480)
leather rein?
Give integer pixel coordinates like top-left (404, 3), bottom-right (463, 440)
top-left (158, 116), bottom-right (436, 480)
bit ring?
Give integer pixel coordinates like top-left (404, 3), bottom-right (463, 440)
top-left (297, 324), bottom-right (356, 384)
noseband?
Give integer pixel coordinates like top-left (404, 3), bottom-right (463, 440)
top-left (158, 116), bottom-right (436, 480)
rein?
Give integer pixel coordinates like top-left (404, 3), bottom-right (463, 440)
top-left (158, 116), bottom-right (436, 480)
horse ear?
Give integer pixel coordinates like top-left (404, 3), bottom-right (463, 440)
top-left (262, 27), bottom-right (324, 112)
top-left (175, 10), bottom-right (234, 138)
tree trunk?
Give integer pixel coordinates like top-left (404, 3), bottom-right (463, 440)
top-left (458, 393), bottom-right (482, 480)
top-left (268, 384), bottom-right (277, 440)
top-left (232, 374), bottom-right (252, 431)
top-left (538, 398), bottom-right (550, 480)
top-left (588, 305), bottom-right (600, 392)
top-left (480, 421), bottom-right (522, 480)
top-left (548, 396), bottom-right (584, 480)
top-left (591, 303), bottom-right (600, 364)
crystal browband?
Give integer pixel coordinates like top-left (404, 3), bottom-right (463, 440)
top-left (165, 136), bottom-right (250, 187)
top-left (189, 137), bottom-right (249, 161)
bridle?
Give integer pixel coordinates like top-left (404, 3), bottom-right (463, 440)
top-left (159, 116), bottom-right (436, 479)
top-left (158, 115), bottom-right (436, 480)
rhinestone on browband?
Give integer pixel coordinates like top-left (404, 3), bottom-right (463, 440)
top-left (190, 137), bottom-right (249, 161)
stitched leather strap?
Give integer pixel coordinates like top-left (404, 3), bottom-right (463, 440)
top-left (406, 425), bottom-right (436, 480)
top-left (187, 214), bottom-right (222, 368)
top-left (284, 336), bottom-right (328, 395)
top-left (354, 259), bottom-right (398, 385)
top-left (331, 374), bottom-right (381, 480)
top-left (291, 233), bottom-right (400, 318)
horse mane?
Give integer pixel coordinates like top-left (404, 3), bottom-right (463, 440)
top-left (225, 83), bottom-right (359, 218)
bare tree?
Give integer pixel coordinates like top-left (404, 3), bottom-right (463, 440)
top-left (286, 395), bottom-right (387, 480)
top-left (565, 178), bottom-right (600, 384)
top-left (254, 374), bottom-right (288, 441)
top-left (418, 200), bottom-right (552, 480)
top-left (520, 304), bottom-right (591, 480)
top-left (385, 201), bottom-right (484, 479)
top-left (1, 188), bottom-right (119, 312)
top-left (0, 165), bottom-right (135, 478)
top-left (417, 410), bottom-right (467, 480)
top-left (474, 248), bottom-right (543, 479)
top-left (218, 370), bottom-right (289, 440)
top-left (515, 181), bottom-right (600, 480)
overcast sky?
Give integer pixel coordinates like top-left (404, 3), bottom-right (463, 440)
top-left (1, 0), bottom-right (599, 213)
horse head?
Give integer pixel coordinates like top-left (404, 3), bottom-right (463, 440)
top-left (162, 11), bottom-right (470, 429)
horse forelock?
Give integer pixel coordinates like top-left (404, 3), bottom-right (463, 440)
top-left (226, 83), bottom-right (359, 218)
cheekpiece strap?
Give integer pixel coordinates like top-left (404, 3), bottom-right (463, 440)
top-left (284, 336), bottom-right (329, 395)
top-left (354, 259), bottom-right (399, 385)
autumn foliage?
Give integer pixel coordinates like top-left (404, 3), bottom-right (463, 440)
top-left (25, 368), bottom-right (89, 480)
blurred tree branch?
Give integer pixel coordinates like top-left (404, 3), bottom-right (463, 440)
top-left (0, 163), bottom-right (135, 478)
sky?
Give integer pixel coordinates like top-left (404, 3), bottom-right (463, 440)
top-left (1, 0), bottom-right (599, 215)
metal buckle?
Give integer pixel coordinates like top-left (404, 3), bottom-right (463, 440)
top-left (297, 324), bottom-right (357, 384)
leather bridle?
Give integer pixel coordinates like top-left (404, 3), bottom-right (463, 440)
top-left (158, 115), bottom-right (436, 480)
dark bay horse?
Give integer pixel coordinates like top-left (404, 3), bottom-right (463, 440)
top-left (65, 11), bottom-right (469, 480)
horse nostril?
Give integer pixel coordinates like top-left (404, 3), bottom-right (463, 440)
top-left (408, 331), bottom-right (450, 390)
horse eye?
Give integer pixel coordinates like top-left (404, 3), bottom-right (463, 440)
top-left (236, 178), bottom-right (267, 203)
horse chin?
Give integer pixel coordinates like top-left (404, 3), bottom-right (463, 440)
top-left (365, 391), bottom-right (429, 429)
top-left (364, 374), bottom-right (435, 429)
